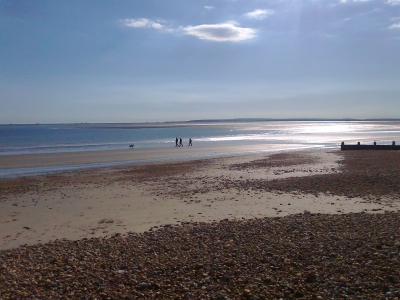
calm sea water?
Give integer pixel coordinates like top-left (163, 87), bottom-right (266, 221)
top-left (1, 121), bottom-right (400, 156)
top-left (1, 120), bottom-right (399, 177)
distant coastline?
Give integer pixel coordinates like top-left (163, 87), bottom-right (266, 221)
top-left (2, 118), bottom-right (400, 129)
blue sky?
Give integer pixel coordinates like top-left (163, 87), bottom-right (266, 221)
top-left (1, 0), bottom-right (399, 123)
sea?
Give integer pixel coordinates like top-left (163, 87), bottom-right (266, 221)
top-left (1, 120), bottom-right (400, 176)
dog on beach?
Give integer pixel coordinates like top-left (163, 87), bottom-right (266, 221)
top-left (129, 144), bottom-right (134, 148)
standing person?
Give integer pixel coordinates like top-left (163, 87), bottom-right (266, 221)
top-left (179, 138), bottom-right (183, 147)
top-left (188, 138), bottom-right (192, 146)
top-left (175, 137), bottom-right (178, 147)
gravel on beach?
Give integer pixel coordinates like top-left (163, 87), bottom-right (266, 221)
top-left (1, 212), bottom-right (400, 299)
top-left (227, 151), bottom-right (400, 202)
top-left (141, 151), bottom-right (400, 205)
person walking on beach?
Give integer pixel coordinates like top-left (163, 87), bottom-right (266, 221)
top-left (188, 138), bottom-right (192, 146)
top-left (175, 137), bottom-right (178, 147)
top-left (179, 138), bottom-right (183, 147)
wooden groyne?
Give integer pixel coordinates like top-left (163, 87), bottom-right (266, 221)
top-left (341, 141), bottom-right (400, 151)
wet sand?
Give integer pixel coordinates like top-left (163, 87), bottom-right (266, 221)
top-left (0, 143), bottom-right (308, 170)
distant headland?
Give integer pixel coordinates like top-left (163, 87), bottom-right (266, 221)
top-left (2, 118), bottom-right (400, 129)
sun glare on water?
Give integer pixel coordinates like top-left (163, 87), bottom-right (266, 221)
top-left (297, 123), bottom-right (361, 134)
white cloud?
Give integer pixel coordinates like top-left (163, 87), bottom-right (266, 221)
top-left (151, 23), bottom-right (164, 29)
top-left (123, 18), bottom-right (256, 42)
top-left (244, 9), bottom-right (274, 19)
top-left (389, 22), bottom-right (400, 28)
top-left (183, 22), bottom-right (256, 42)
top-left (123, 18), bottom-right (165, 30)
top-left (204, 6), bottom-right (214, 10)
top-left (387, 0), bottom-right (400, 4)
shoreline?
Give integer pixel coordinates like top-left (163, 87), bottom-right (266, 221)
top-left (0, 143), bottom-right (316, 177)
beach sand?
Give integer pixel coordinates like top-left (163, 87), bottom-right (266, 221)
top-left (1, 149), bottom-right (400, 298)
top-left (1, 149), bottom-right (399, 250)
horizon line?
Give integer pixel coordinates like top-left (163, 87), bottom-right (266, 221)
top-left (1, 117), bottom-right (400, 126)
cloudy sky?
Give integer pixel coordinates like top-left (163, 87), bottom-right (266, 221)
top-left (1, 0), bottom-right (399, 123)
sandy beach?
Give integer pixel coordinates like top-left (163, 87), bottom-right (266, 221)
top-left (1, 149), bottom-right (400, 298)
top-left (1, 149), bottom-right (399, 250)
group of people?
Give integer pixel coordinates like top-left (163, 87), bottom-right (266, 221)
top-left (175, 137), bottom-right (192, 147)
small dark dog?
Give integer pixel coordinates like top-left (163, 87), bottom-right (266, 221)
top-left (129, 144), bottom-right (134, 148)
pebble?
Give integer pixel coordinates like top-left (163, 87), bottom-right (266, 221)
top-left (223, 151), bottom-right (400, 204)
top-left (1, 212), bottom-right (400, 298)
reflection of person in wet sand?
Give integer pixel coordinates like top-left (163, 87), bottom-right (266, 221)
top-left (188, 138), bottom-right (192, 146)
top-left (179, 138), bottom-right (183, 147)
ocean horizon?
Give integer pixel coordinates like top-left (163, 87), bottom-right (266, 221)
top-left (1, 120), bottom-right (400, 177)
top-left (1, 120), bottom-right (400, 156)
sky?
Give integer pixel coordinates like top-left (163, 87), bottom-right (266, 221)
top-left (1, 0), bottom-right (400, 123)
